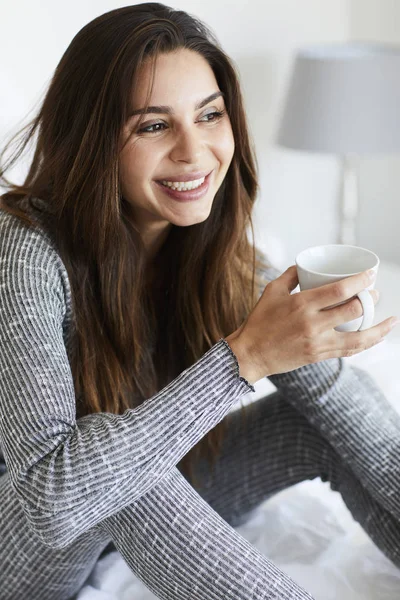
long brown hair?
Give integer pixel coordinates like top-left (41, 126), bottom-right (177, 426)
top-left (0, 3), bottom-right (270, 485)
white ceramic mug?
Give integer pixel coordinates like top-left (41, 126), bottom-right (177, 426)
top-left (295, 244), bottom-right (380, 332)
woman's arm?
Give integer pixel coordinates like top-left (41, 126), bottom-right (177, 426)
top-left (0, 214), bottom-right (253, 548)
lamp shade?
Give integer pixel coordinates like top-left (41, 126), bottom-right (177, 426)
top-left (276, 43), bottom-right (400, 155)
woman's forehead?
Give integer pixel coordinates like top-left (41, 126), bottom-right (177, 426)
top-left (130, 49), bottom-right (219, 109)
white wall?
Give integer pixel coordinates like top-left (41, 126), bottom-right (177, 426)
top-left (1, 0), bottom-right (351, 269)
top-left (349, 0), bottom-right (400, 265)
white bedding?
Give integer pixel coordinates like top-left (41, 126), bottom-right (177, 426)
top-left (77, 260), bottom-right (400, 600)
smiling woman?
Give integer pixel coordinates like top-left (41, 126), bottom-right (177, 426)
top-left (1, 3), bottom-right (400, 600)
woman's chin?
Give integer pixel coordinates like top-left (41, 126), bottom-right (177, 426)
top-left (170, 211), bottom-right (212, 227)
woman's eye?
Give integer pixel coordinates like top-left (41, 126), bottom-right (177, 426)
top-left (137, 122), bottom-right (167, 135)
top-left (199, 110), bottom-right (225, 122)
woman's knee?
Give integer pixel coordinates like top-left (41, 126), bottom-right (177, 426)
top-left (0, 474), bottom-right (110, 600)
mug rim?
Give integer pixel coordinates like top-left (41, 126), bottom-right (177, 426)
top-left (295, 244), bottom-right (380, 277)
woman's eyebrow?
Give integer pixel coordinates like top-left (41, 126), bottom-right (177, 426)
top-left (129, 91), bottom-right (224, 117)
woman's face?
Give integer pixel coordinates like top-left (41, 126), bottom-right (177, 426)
top-left (119, 48), bottom-right (235, 250)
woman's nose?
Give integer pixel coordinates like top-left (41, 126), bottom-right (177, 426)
top-left (169, 127), bottom-right (204, 163)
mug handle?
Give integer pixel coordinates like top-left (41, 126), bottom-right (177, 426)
top-left (356, 289), bottom-right (375, 331)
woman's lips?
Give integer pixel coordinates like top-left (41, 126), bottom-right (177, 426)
top-left (155, 171), bottom-right (213, 202)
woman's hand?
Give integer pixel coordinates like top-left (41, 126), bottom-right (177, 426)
top-left (225, 266), bottom-right (398, 384)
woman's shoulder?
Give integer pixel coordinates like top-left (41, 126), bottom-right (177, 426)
top-left (0, 195), bottom-right (62, 263)
top-left (0, 196), bottom-right (72, 317)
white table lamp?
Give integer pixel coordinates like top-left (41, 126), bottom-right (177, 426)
top-left (276, 42), bottom-right (400, 244)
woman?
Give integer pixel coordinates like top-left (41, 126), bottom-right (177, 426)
top-left (0, 4), bottom-right (399, 599)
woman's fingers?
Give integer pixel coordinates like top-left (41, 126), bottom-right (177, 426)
top-left (321, 289), bottom-right (379, 329)
top-left (330, 316), bottom-right (398, 359)
top-left (308, 269), bottom-right (375, 310)
top-left (321, 317), bottom-right (395, 360)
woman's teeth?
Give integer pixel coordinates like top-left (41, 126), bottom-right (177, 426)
top-left (161, 176), bottom-right (205, 191)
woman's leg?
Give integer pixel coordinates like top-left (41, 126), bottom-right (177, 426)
top-left (0, 472), bottom-right (111, 600)
top-left (96, 390), bottom-right (400, 600)
top-left (98, 462), bottom-right (314, 600)
top-left (182, 391), bottom-right (400, 568)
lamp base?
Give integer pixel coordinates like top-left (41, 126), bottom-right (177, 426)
top-left (338, 154), bottom-right (359, 245)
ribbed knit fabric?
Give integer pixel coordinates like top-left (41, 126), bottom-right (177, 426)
top-left (1, 196), bottom-right (399, 599)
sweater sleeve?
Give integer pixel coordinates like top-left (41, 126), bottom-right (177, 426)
top-left (0, 214), bottom-right (254, 548)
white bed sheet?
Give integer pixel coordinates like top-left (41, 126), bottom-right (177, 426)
top-left (77, 260), bottom-right (400, 600)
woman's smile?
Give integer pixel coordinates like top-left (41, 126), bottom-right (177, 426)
top-left (154, 169), bottom-right (214, 202)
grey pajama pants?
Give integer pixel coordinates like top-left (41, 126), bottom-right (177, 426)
top-left (1, 388), bottom-right (399, 600)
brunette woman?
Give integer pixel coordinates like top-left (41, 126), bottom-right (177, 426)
top-left (1, 4), bottom-right (399, 599)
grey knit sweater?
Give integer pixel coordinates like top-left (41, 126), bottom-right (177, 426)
top-left (1, 196), bottom-right (400, 600)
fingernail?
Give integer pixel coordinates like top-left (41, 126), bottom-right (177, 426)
top-left (367, 269), bottom-right (376, 280)
top-left (390, 318), bottom-right (400, 328)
